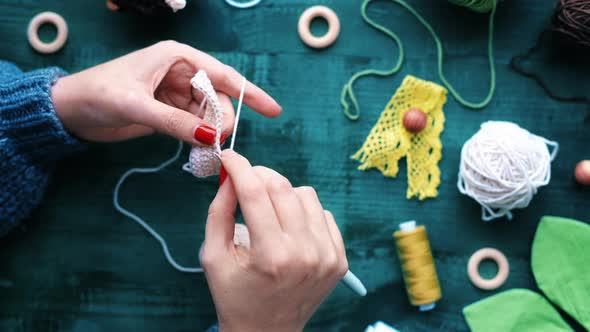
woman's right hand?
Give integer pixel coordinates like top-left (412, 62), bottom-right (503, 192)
top-left (202, 150), bottom-right (349, 332)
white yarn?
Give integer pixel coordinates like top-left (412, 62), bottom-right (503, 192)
top-left (457, 121), bottom-right (559, 221)
top-left (114, 140), bottom-right (203, 273)
top-left (365, 321), bottom-right (400, 332)
top-left (165, 0), bottom-right (186, 12)
top-left (224, 0), bottom-right (261, 9)
top-left (113, 71), bottom-right (247, 274)
top-left (230, 75), bottom-right (247, 150)
top-left (182, 71), bottom-right (224, 178)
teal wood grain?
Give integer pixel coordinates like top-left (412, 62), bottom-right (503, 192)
top-left (1, 1), bottom-right (589, 331)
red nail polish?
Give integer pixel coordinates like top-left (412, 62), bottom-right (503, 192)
top-left (219, 166), bottom-right (227, 186)
top-left (220, 133), bottom-right (228, 145)
top-left (194, 125), bottom-right (217, 145)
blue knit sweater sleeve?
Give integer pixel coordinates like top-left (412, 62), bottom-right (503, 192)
top-left (0, 60), bottom-right (85, 237)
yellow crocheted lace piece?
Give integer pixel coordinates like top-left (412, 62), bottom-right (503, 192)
top-left (352, 75), bottom-right (447, 200)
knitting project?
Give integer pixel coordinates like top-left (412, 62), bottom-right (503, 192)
top-left (113, 70), bottom-right (246, 274)
top-left (352, 76), bottom-right (447, 200)
top-left (182, 70), bottom-right (223, 178)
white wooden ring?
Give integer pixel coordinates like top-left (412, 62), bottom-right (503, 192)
top-left (298, 6), bottom-right (340, 49)
top-left (468, 248), bottom-right (509, 291)
top-left (28, 12), bottom-right (68, 54)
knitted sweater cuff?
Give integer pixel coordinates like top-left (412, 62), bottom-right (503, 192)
top-left (0, 67), bottom-right (85, 164)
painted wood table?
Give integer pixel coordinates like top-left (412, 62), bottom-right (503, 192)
top-left (1, 0), bottom-right (589, 331)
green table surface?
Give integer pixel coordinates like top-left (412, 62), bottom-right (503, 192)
top-left (1, 0), bottom-right (589, 331)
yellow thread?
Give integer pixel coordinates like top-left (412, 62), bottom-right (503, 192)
top-left (352, 76), bottom-right (447, 200)
top-left (394, 225), bottom-right (442, 307)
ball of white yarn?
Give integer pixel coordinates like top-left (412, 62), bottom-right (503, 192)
top-left (457, 121), bottom-right (559, 221)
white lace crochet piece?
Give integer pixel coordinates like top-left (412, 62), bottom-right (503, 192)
top-left (182, 70), bottom-right (223, 178)
top-left (113, 71), bottom-right (246, 275)
top-left (165, 0), bottom-right (186, 12)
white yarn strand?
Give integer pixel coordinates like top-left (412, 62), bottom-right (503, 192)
top-left (113, 140), bottom-right (204, 273)
top-left (457, 121), bottom-right (559, 221)
top-left (224, 0), bottom-right (261, 9)
top-left (230, 76), bottom-right (247, 150)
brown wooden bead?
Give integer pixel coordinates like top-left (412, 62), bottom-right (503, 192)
top-left (575, 160), bottom-right (590, 185)
top-left (403, 108), bottom-right (428, 133)
top-left (106, 0), bottom-right (120, 11)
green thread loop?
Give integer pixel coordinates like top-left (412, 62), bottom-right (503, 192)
top-left (341, 0), bottom-right (405, 121)
top-left (449, 0), bottom-right (496, 13)
top-left (341, 0), bottom-right (497, 120)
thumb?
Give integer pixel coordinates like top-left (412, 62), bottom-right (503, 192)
top-left (204, 177), bottom-right (238, 254)
top-left (140, 98), bottom-right (217, 145)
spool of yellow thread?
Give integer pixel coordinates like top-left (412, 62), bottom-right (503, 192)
top-left (393, 221), bottom-right (442, 311)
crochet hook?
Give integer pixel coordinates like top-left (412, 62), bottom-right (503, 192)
top-left (229, 77), bottom-right (367, 297)
top-left (342, 270), bottom-right (367, 296)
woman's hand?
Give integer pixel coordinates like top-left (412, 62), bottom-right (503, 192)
top-left (51, 41), bottom-right (281, 143)
top-left (202, 150), bottom-right (349, 332)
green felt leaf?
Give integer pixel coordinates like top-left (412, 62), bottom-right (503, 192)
top-left (532, 216), bottom-right (590, 330)
top-left (463, 289), bottom-right (573, 332)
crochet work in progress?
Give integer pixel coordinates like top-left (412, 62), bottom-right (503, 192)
top-left (113, 70), bottom-right (247, 274)
top-left (352, 76), bottom-right (447, 200)
top-left (182, 70), bottom-right (223, 178)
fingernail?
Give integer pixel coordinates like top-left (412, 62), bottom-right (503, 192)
top-left (193, 125), bottom-right (217, 145)
top-left (219, 166), bottom-right (227, 186)
top-left (271, 98), bottom-right (283, 113)
top-left (220, 133), bottom-right (228, 145)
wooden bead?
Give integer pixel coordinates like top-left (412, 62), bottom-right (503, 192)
top-left (403, 108), bottom-right (427, 133)
top-left (106, 0), bottom-right (120, 11)
top-left (575, 160), bottom-right (590, 185)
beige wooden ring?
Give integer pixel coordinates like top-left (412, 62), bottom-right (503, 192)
top-left (298, 6), bottom-right (340, 49)
top-left (28, 12), bottom-right (68, 54)
top-left (468, 248), bottom-right (509, 290)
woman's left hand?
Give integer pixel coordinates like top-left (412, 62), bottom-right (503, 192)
top-left (51, 41), bottom-right (282, 143)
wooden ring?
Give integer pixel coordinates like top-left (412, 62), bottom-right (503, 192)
top-left (298, 6), bottom-right (340, 49)
top-left (106, 0), bottom-right (120, 11)
top-left (468, 248), bottom-right (509, 290)
top-left (27, 12), bottom-right (68, 54)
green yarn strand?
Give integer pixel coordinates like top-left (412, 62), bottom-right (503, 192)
top-left (341, 0), bottom-right (497, 120)
top-left (435, 0), bottom-right (497, 109)
top-left (341, 0), bottom-right (405, 121)
top-left (449, 0), bottom-right (496, 13)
